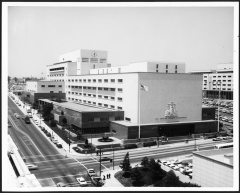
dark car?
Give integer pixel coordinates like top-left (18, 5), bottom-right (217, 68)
top-left (98, 157), bottom-right (111, 162)
top-left (56, 142), bottom-right (63, 148)
top-left (72, 147), bottom-right (81, 153)
top-left (46, 132), bottom-right (51, 137)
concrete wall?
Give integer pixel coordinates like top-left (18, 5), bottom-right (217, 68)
top-left (193, 152), bottom-right (233, 187)
top-left (59, 50), bottom-right (81, 62)
top-left (34, 93), bottom-right (66, 104)
top-left (109, 122), bottom-right (129, 139)
top-left (26, 82), bottom-right (38, 93)
top-left (202, 107), bottom-right (215, 120)
top-left (139, 73), bottom-right (203, 124)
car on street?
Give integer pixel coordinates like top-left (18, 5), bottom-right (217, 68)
top-left (27, 113), bottom-right (33, 118)
top-left (72, 147), bottom-right (81, 153)
top-left (14, 113), bottom-right (20, 119)
top-left (46, 132), bottom-right (51, 137)
top-left (90, 176), bottom-right (104, 187)
top-left (98, 157), bottom-right (111, 162)
top-left (213, 137), bottom-right (224, 141)
top-left (87, 169), bottom-right (97, 177)
top-left (160, 160), bottom-right (168, 165)
top-left (76, 177), bottom-right (88, 186)
top-left (52, 139), bottom-right (58, 144)
top-left (223, 136), bottom-right (232, 140)
top-left (26, 164), bottom-right (38, 170)
top-left (168, 163), bottom-right (175, 168)
top-left (56, 182), bottom-right (67, 187)
top-left (179, 168), bottom-right (186, 174)
top-left (228, 119), bottom-right (233, 124)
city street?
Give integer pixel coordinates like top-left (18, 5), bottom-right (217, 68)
top-left (8, 96), bottom-right (233, 187)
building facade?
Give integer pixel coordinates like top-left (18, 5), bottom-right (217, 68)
top-left (193, 148), bottom-right (233, 187)
top-left (189, 63), bottom-right (233, 100)
top-left (23, 81), bottom-right (65, 104)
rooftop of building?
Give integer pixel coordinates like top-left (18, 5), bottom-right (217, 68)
top-left (111, 119), bottom-right (217, 127)
top-left (47, 60), bottom-right (72, 67)
top-left (193, 148), bottom-right (233, 166)
top-left (39, 99), bottom-right (121, 113)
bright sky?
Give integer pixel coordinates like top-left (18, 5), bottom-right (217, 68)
top-left (6, 3), bottom-right (237, 78)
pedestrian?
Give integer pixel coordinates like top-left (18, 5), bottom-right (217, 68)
top-left (96, 150), bottom-right (98, 156)
top-left (103, 175), bottom-right (105, 180)
top-left (107, 174), bottom-right (108, 179)
top-left (109, 173), bottom-right (111, 178)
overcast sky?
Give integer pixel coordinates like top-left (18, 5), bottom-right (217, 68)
top-left (7, 3), bottom-right (236, 78)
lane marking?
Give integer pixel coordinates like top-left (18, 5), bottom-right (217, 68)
top-left (73, 157), bottom-right (87, 169)
top-left (20, 138), bottom-right (37, 156)
top-left (37, 172), bottom-right (86, 181)
top-left (23, 153), bottom-right (64, 159)
top-left (8, 116), bottom-right (45, 158)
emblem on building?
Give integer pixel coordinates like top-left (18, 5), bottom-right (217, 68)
top-left (165, 101), bottom-right (178, 119)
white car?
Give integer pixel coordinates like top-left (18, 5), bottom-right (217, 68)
top-left (14, 113), bottom-right (20, 119)
top-left (26, 164), bottom-right (38, 170)
top-left (172, 165), bottom-right (180, 171)
top-left (76, 177), bottom-right (88, 186)
top-left (168, 164), bottom-right (175, 168)
top-left (52, 139), bottom-right (58, 144)
top-left (56, 182), bottom-right (67, 187)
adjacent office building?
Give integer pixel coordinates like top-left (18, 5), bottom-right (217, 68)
top-left (189, 63), bottom-right (233, 100)
top-left (193, 148), bottom-right (233, 187)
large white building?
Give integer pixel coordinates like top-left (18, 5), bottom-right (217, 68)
top-left (41, 49), bottom-right (217, 138)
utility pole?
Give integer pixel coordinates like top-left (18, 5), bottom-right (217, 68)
top-left (112, 144), bottom-right (115, 170)
top-left (99, 148), bottom-right (102, 177)
top-left (69, 126), bottom-right (70, 153)
top-left (91, 133), bottom-right (92, 156)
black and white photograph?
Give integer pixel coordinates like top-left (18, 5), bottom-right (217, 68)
top-left (2, 2), bottom-right (239, 191)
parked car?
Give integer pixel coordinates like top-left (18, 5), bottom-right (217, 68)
top-left (46, 132), bottom-right (51, 137)
top-left (87, 169), bottom-right (97, 177)
top-left (56, 142), bottom-right (63, 148)
top-left (56, 182), bottom-right (67, 187)
top-left (76, 177), bottom-right (88, 187)
top-left (172, 165), bottom-right (180, 171)
top-left (223, 136), bottom-right (232, 140)
top-left (98, 157), bottom-right (111, 162)
top-left (213, 137), bottom-right (224, 141)
top-left (26, 164), bottom-right (38, 170)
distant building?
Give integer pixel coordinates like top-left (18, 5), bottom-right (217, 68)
top-left (189, 63), bottom-right (233, 100)
top-left (23, 80), bottom-right (65, 104)
top-left (193, 148), bottom-right (233, 187)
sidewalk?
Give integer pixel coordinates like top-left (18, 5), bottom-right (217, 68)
top-left (101, 169), bottom-right (124, 187)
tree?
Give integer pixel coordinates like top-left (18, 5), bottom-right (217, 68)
top-left (32, 102), bottom-right (39, 110)
top-left (8, 76), bottom-right (11, 84)
top-left (85, 138), bottom-right (89, 145)
top-left (42, 103), bottom-right (53, 121)
top-left (14, 77), bottom-right (18, 83)
top-left (148, 158), bottom-right (166, 181)
top-left (131, 167), bottom-right (143, 186)
top-left (140, 156), bottom-right (149, 168)
top-left (159, 170), bottom-right (181, 187)
top-left (121, 152), bottom-right (132, 172)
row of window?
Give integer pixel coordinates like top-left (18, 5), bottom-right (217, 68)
top-left (68, 97), bottom-right (123, 110)
top-left (41, 85), bottom-right (62, 87)
top-left (68, 79), bottom-right (123, 83)
top-left (82, 57), bottom-right (107, 63)
top-left (49, 67), bottom-right (64, 71)
top-left (204, 84), bottom-right (232, 86)
top-left (68, 92), bottom-right (123, 101)
top-left (204, 75), bottom-right (232, 78)
top-left (68, 85), bottom-right (122, 92)
top-left (156, 70), bottom-right (178, 73)
top-left (204, 88), bottom-right (232, 91)
top-left (49, 74), bottom-right (64, 77)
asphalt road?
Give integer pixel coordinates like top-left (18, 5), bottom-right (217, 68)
top-left (8, 95), bottom-right (233, 187)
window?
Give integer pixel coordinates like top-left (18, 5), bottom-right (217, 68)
top-left (88, 94), bottom-right (91, 96)
top-left (104, 88), bottom-right (108, 91)
top-left (93, 94), bottom-right (96, 97)
top-left (166, 70), bottom-right (168, 73)
top-left (75, 79), bottom-right (78, 82)
top-left (83, 86), bottom-right (86, 89)
top-left (110, 105), bottom-right (115, 109)
top-left (156, 70), bottom-right (158, 72)
top-left (83, 100), bottom-right (86, 103)
top-left (118, 79), bottom-right (123, 83)
top-left (111, 97), bottom-right (115, 100)
top-left (125, 117), bottom-right (131, 121)
top-left (88, 79), bottom-right (91, 83)
top-left (79, 79), bottom-right (82, 82)
top-left (175, 65), bottom-right (177, 69)
top-left (82, 58), bottom-right (89, 62)
top-left (166, 64), bottom-right (168, 69)
top-left (213, 76), bottom-right (216, 78)
top-left (110, 88), bottom-right (115, 91)
top-left (104, 104), bottom-right (108, 107)
top-left (111, 79), bottom-right (115, 83)
top-left (222, 84), bottom-right (226, 86)
top-left (228, 80), bottom-right (231, 82)
top-left (93, 79), bottom-right (96, 83)
top-left (88, 101), bottom-right (91, 104)
top-left (156, 64), bottom-right (158, 68)
top-left (90, 58), bottom-right (98, 63)
top-left (98, 79), bottom-right (102, 83)
top-left (50, 91), bottom-right (54, 93)
top-left (83, 79), bottom-right (86, 83)
top-left (223, 76), bottom-right (226, 78)
top-left (98, 87), bottom-right (102, 90)
top-left (88, 87), bottom-right (91, 89)
top-left (228, 84), bottom-right (231, 86)
top-left (104, 79), bottom-right (108, 83)
top-left (175, 70), bottom-right (177, 73)
top-left (41, 85), bottom-right (45, 87)
top-left (118, 97), bottom-right (123, 101)
top-left (98, 103), bottom-right (102, 106)
top-left (93, 102), bottom-right (96, 105)
top-left (100, 58), bottom-right (106, 63)
top-left (218, 76), bottom-right (221, 78)
top-left (83, 93), bottom-right (86, 96)
top-left (104, 96), bottom-right (108, 99)
top-left (58, 85), bottom-right (62, 87)
top-left (98, 95), bottom-right (102, 98)
top-left (48, 85), bottom-right (55, 87)
top-left (93, 87), bottom-right (96, 90)
top-left (117, 107), bottom-right (122, 110)
top-left (228, 75), bottom-right (232, 77)
top-left (223, 80), bottom-right (226, 82)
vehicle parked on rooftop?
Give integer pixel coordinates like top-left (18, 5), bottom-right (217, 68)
top-left (26, 164), bottom-right (38, 170)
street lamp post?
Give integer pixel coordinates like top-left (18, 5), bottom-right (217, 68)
top-left (99, 148), bottom-right (102, 177)
top-left (217, 81), bottom-right (221, 132)
top-left (112, 144), bottom-right (115, 170)
top-left (69, 125), bottom-right (71, 153)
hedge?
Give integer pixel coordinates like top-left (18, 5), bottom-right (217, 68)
top-left (143, 141), bottom-right (156, 147)
top-left (124, 144), bottom-right (138, 149)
